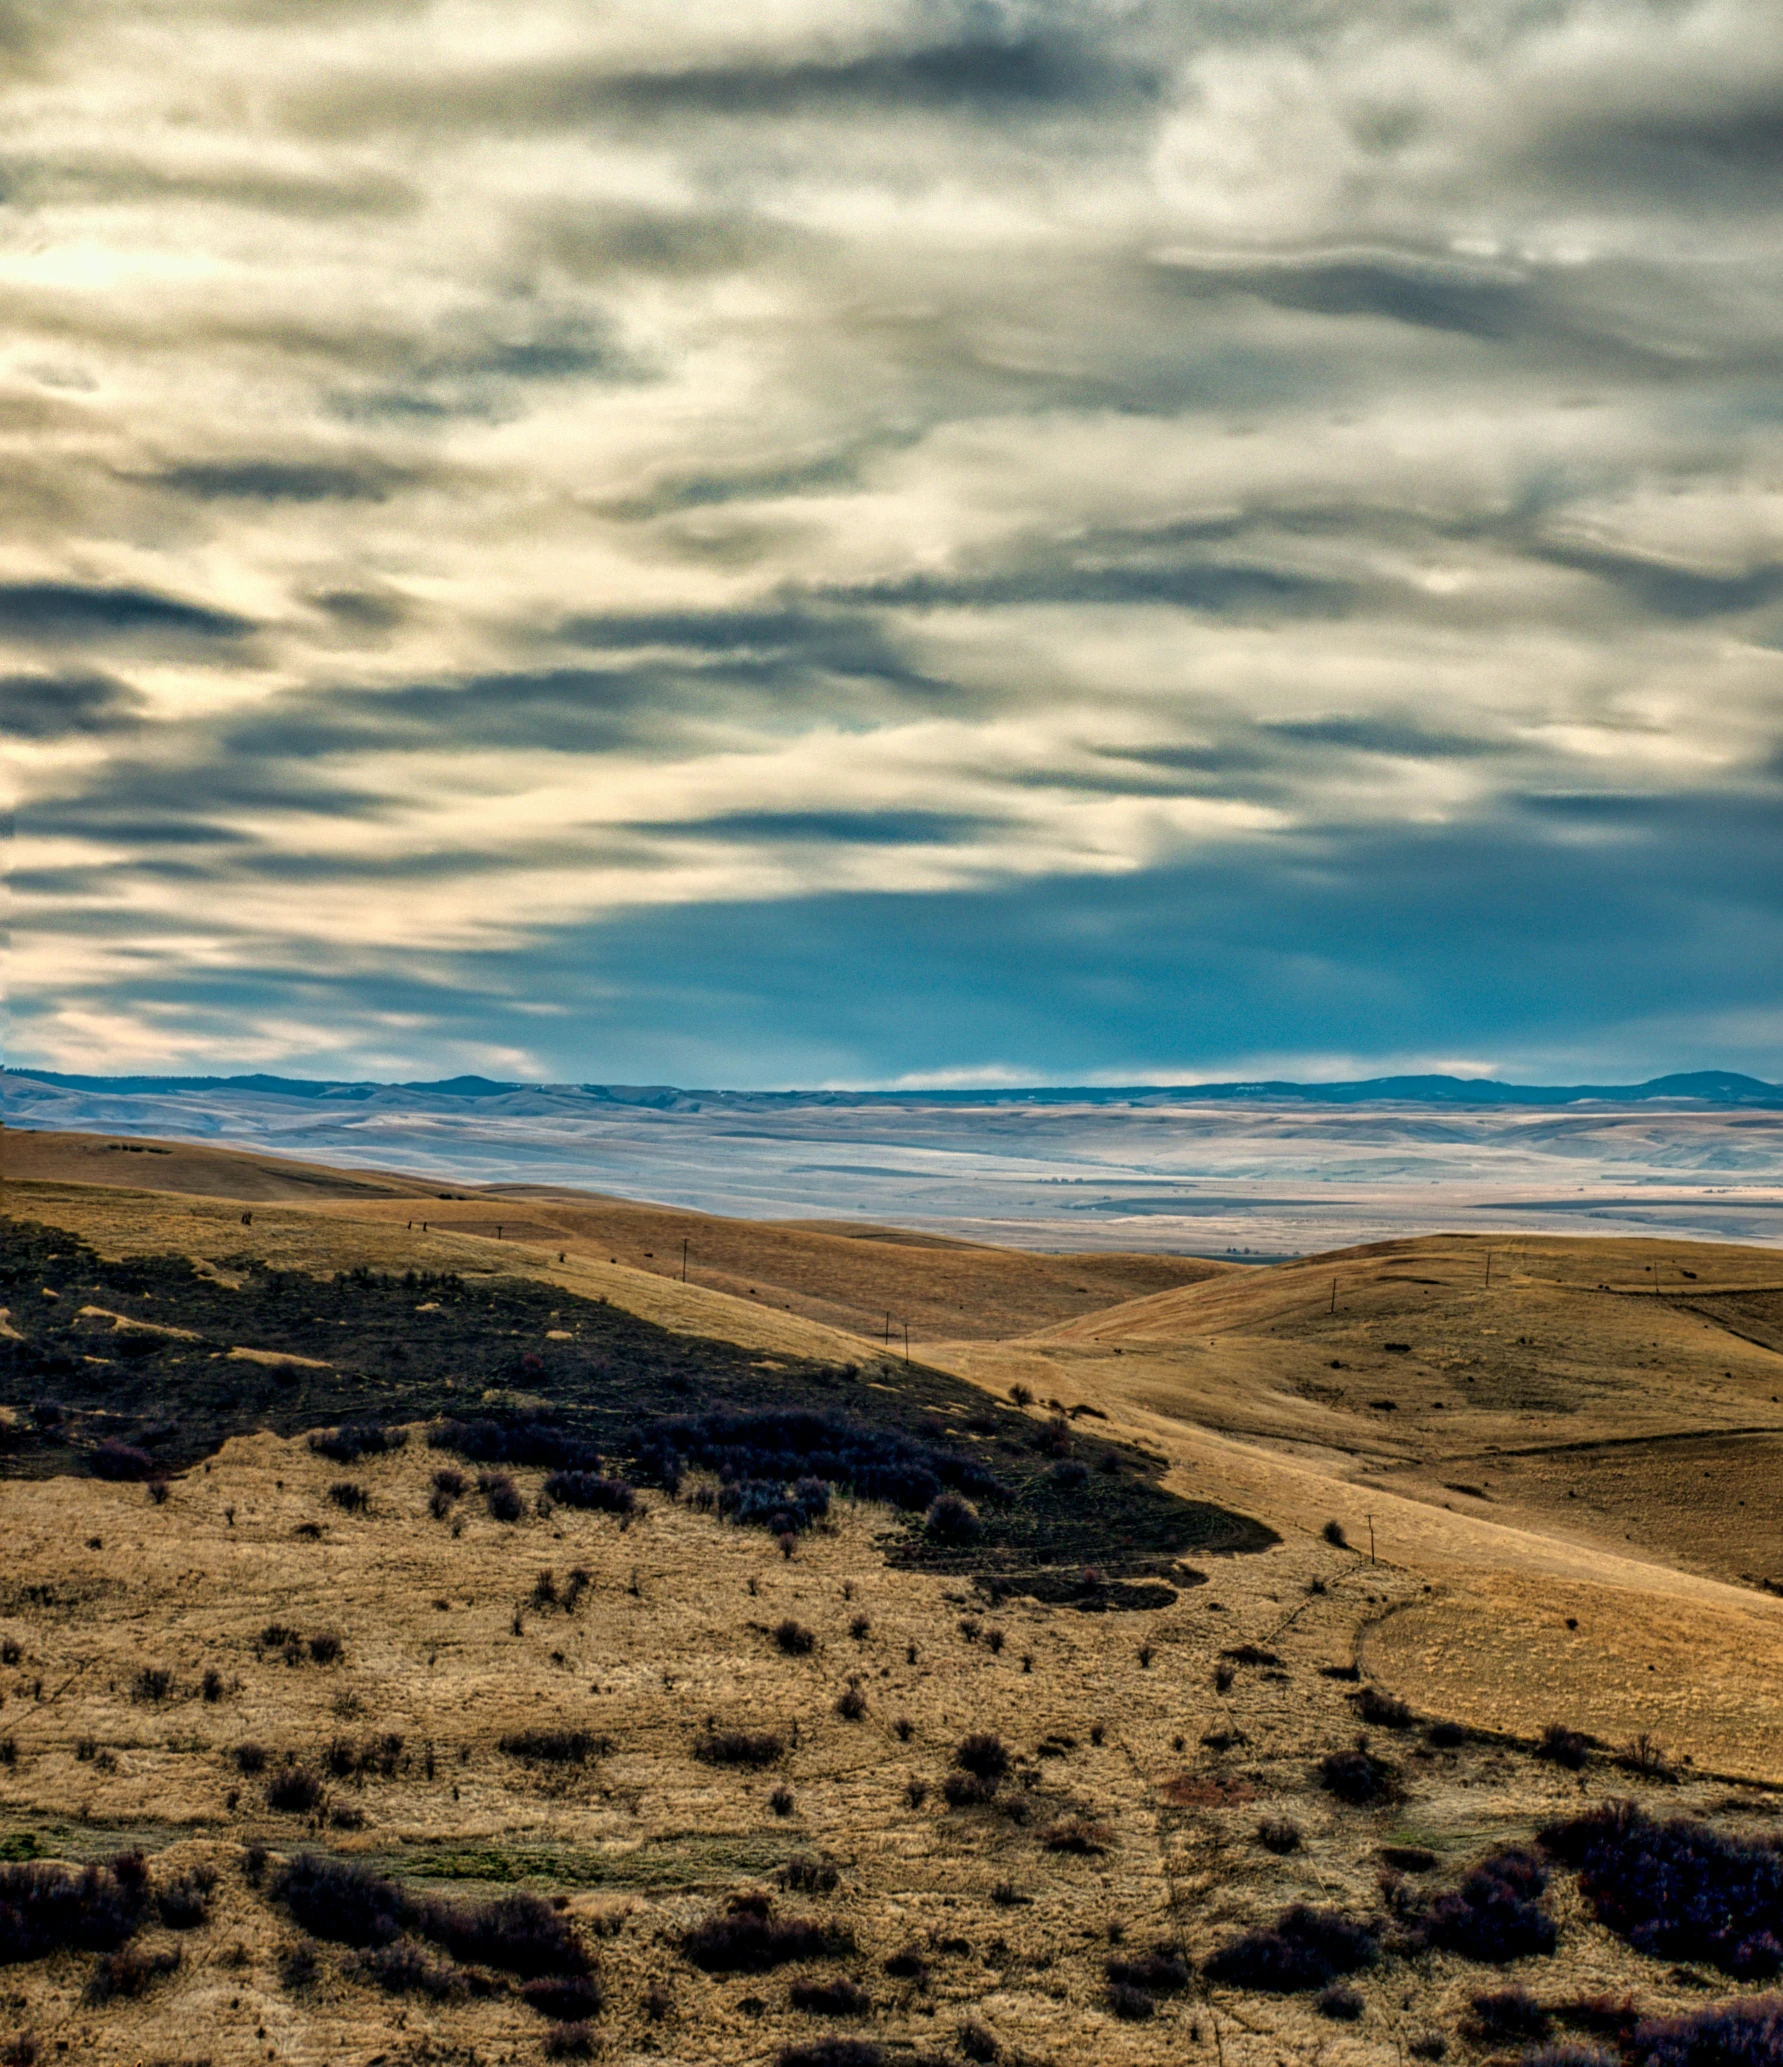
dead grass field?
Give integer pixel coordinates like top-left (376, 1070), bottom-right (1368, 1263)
top-left (4, 1423), bottom-right (1776, 2067)
top-left (6, 1152), bottom-right (1783, 2065)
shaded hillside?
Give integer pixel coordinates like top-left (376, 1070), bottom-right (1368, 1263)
top-left (0, 1216), bottom-right (1272, 1584)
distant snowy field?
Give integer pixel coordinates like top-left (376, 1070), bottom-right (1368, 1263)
top-left (8, 1072), bottom-right (1783, 1256)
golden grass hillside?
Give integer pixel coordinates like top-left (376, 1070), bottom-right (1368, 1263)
top-left (5, 1127), bottom-right (1238, 1342)
top-left (4, 1423), bottom-right (1781, 2067)
top-left (7, 1146), bottom-right (1783, 2066)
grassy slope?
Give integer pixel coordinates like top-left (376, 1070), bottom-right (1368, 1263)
top-left (0, 1206), bottom-right (1271, 1582)
top-left (5, 1166), bottom-right (1783, 2064)
top-left (5, 1127), bottom-right (1241, 1341)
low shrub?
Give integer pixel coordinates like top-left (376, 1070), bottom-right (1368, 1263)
top-left (155, 1868), bottom-right (216, 1930)
top-left (355, 1942), bottom-right (463, 2000)
top-left (521, 1973), bottom-right (606, 2020)
top-left (85, 1943), bottom-right (180, 2002)
top-left (1043, 1817), bottom-right (1112, 1855)
top-left (1223, 1645), bottom-right (1283, 1668)
top-left (1109, 1982), bottom-right (1156, 2020)
top-left (790, 1976), bottom-right (871, 2015)
top-left (1323, 1520), bottom-right (1349, 1547)
top-left (694, 1729), bottom-right (783, 1767)
top-left (1541, 1802), bottom-right (1783, 1978)
top-left (683, 1895), bottom-right (848, 1973)
top-left (925, 1493), bottom-right (982, 1544)
top-left (279, 1940), bottom-right (318, 1991)
top-left (91, 1440), bottom-right (155, 1482)
top-left (410, 1889), bottom-right (589, 1978)
top-left (883, 1946), bottom-right (928, 1980)
top-left (1539, 1724), bottom-right (1592, 1771)
top-left (1417, 1848), bottom-right (1557, 1964)
top-left (266, 1767), bottom-right (323, 1815)
top-left (1108, 1947), bottom-right (1192, 1994)
top-left (132, 1666), bottom-right (172, 1703)
top-left (479, 1472), bottom-right (523, 1522)
top-left (310, 1425), bottom-right (407, 1464)
top-left (273, 1855), bottom-right (404, 1948)
top-left (775, 1619), bottom-right (817, 1656)
top-left (959, 2019), bottom-right (1000, 2063)
top-left (1204, 1904), bottom-right (1379, 1992)
top-left (1465, 1989), bottom-right (1551, 2042)
top-left (1354, 1687), bottom-right (1414, 1730)
top-left (0, 1857), bottom-right (149, 1964)
top-left (499, 1730), bottom-right (607, 1765)
top-left (544, 2022), bottom-right (596, 2058)
top-left (836, 1684), bottom-right (868, 1721)
top-left (771, 1785), bottom-right (796, 1817)
top-left (308, 1632), bottom-right (342, 1665)
top-left (1410, 2036), bottom-right (1448, 2061)
top-left (279, 1858), bottom-right (589, 1978)
top-left (1381, 1845), bottom-right (1439, 1873)
top-left (1627, 1997), bottom-right (1783, 2067)
top-left (232, 1742), bottom-right (268, 1775)
top-left (781, 1854), bottom-right (840, 1895)
top-left (1318, 1985), bottom-right (1365, 2021)
top-left (1258, 1820), bottom-right (1303, 1856)
top-left (541, 1471), bottom-right (636, 1515)
top-left (328, 1481), bottom-right (369, 1513)
top-left (1553, 1994), bottom-right (1642, 2044)
top-left (777, 2041), bottom-right (885, 2067)
top-left (1318, 1747), bottom-right (1399, 1805)
top-left (626, 1406), bottom-right (993, 1527)
top-left (953, 1734), bottom-right (1011, 1786)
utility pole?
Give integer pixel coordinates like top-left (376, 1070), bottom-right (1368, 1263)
top-left (1485, 1251), bottom-right (1492, 1289)
top-left (681, 1238), bottom-right (689, 1283)
top-left (903, 1319), bottom-right (910, 1367)
top-left (1367, 1513), bottom-right (1376, 1564)
top-left (1330, 1277), bottom-right (1337, 1314)
top-left (884, 1312), bottom-right (892, 1344)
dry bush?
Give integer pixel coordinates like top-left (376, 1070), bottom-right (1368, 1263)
top-left (694, 1729), bottom-right (784, 1767)
top-left (499, 1729), bottom-right (609, 1765)
top-left (1204, 1904), bottom-right (1379, 1992)
top-left (789, 1976), bottom-right (871, 2016)
top-left (521, 1973), bottom-right (605, 2020)
top-left (1318, 1747), bottom-right (1399, 1805)
top-left (0, 1855), bottom-right (149, 1964)
top-left (683, 1894), bottom-right (849, 1973)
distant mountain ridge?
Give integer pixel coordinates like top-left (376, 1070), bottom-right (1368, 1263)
top-left (6, 1066), bottom-right (1781, 1108)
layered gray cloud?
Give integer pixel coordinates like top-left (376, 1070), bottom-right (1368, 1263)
top-left (6, 0), bottom-right (1782, 1082)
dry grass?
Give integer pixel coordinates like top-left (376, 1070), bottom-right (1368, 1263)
top-left (7, 1161), bottom-right (1783, 2061)
top-left (5, 1418), bottom-right (1774, 2066)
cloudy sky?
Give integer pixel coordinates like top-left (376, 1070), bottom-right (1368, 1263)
top-left (6, 0), bottom-right (1782, 1088)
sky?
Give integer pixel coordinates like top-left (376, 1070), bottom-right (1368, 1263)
top-left (5, 0), bottom-right (1783, 1090)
